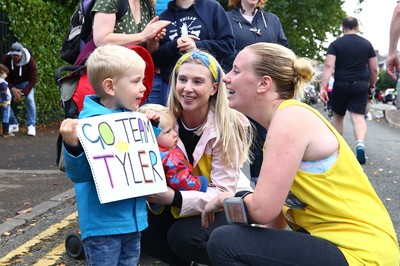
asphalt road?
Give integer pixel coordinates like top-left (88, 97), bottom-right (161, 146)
top-left (0, 102), bottom-right (399, 265)
top-left (0, 123), bottom-right (73, 223)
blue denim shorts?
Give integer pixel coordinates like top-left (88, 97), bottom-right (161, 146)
top-left (83, 232), bottom-right (141, 266)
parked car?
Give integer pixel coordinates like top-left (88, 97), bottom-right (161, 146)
top-left (303, 84), bottom-right (319, 105)
top-left (382, 88), bottom-right (395, 104)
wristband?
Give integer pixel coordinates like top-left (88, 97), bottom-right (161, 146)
top-left (235, 190), bottom-right (253, 199)
top-left (171, 190), bottom-right (182, 208)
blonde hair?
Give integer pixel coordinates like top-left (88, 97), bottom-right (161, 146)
top-left (167, 50), bottom-right (252, 168)
top-left (246, 43), bottom-right (315, 100)
top-left (86, 44), bottom-right (145, 96)
top-left (228, 0), bottom-right (267, 9)
top-left (137, 103), bottom-right (176, 128)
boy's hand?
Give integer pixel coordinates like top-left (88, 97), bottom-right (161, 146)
top-left (144, 110), bottom-right (160, 124)
top-left (59, 118), bottom-right (80, 147)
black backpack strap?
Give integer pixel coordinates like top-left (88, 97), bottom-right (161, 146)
top-left (116, 0), bottom-right (129, 22)
top-left (80, 0), bottom-right (97, 42)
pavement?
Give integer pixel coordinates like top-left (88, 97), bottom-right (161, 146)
top-left (0, 123), bottom-right (75, 235)
top-left (0, 102), bottom-right (399, 251)
top-left (383, 108), bottom-right (400, 127)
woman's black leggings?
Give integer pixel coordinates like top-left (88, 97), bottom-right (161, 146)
top-left (141, 206), bottom-right (228, 266)
top-left (208, 225), bottom-right (349, 266)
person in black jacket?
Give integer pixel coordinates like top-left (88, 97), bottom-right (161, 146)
top-left (224, 0), bottom-right (288, 185)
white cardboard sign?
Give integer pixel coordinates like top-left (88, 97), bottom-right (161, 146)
top-left (77, 112), bottom-right (167, 204)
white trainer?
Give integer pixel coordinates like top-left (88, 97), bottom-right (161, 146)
top-left (27, 125), bottom-right (36, 136)
top-left (9, 124), bottom-right (19, 133)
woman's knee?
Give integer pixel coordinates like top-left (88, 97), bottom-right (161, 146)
top-left (208, 225), bottom-right (232, 250)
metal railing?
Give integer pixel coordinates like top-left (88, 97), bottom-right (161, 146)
top-left (0, 11), bottom-right (17, 57)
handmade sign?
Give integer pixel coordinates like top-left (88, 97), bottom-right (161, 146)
top-left (77, 112), bottom-right (167, 203)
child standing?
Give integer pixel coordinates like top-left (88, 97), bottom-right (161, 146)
top-left (59, 45), bottom-right (157, 265)
top-left (138, 103), bottom-right (208, 192)
top-left (0, 63), bottom-right (13, 137)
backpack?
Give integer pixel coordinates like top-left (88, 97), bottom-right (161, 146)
top-left (60, 0), bottom-right (129, 65)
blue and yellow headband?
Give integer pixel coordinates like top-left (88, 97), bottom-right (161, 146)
top-left (175, 51), bottom-right (221, 82)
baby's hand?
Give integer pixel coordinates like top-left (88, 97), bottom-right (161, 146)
top-left (59, 118), bottom-right (80, 147)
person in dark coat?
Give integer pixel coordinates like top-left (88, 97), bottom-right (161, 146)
top-left (1, 42), bottom-right (37, 136)
top-left (224, 0), bottom-right (288, 185)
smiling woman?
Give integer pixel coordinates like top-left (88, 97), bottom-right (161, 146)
top-left (201, 42), bottom-right (399, 266)
top-left (141, 50), bottom-right (253, 265)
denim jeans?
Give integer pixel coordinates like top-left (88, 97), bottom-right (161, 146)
top-left (143, 73), bottom-right (170, 106)
top-left (9, 81), bottom-right (36, 126)
top-left (1, 105), bottom-right (10, 123)
top-left (82, 232), bottom-right (141, 266)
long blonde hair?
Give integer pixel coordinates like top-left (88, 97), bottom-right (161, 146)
top-left (246, 43), bottom-right (315, 100)
top-left (168, 50), bottom-right (252, 168)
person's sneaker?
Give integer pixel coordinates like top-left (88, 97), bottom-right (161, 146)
top-left (27, 125), bottom-right (36, 136)
top-left (356, 146), bottom-right (366, 164)
top-left (9, 124), bottom-right (19, 133)
top-left (2, 132), bottom-right (15, 138)
top-left (328, 110), bottom-right (333, 118)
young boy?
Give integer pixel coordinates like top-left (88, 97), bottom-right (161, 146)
top-left (0, 63), bottom-right (13, 137)
top-left (138, 104), bottom-right (208, 192)
top-left (59, 45), bottom-right (158, 265)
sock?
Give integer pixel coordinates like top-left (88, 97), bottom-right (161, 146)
top-left (356, 140), bottom-right (365, 149)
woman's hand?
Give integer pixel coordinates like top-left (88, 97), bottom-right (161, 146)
top-left (141, 17), bottom-right (171, 42)
top-left (147, 186), bottom-right (175, 205)
top-left (201, 192), bottom-right (234, 228)
top-left (177, 35), bottom-right (199, 53)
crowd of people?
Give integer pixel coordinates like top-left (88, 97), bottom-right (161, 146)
top-left (5, 0), bottom-right (400, 265)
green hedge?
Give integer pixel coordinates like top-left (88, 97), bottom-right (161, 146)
top-left (0, 0), bottom-right (75, 125)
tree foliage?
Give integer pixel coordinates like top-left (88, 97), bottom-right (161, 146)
top-left (376, 70), bottom-right (397, 91)
top-left (0, 0), bottom-right (74, 124)
top-left (220, 0), bottom-right (364, 61)
top-left (0, 0), bottom-right (366, 124)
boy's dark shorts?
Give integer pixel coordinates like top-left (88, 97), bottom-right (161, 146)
top-left (332, 80), bottom-right (368, 116)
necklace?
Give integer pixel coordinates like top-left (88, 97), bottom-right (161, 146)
top-left (180, 119), bottom-right (201, 131)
